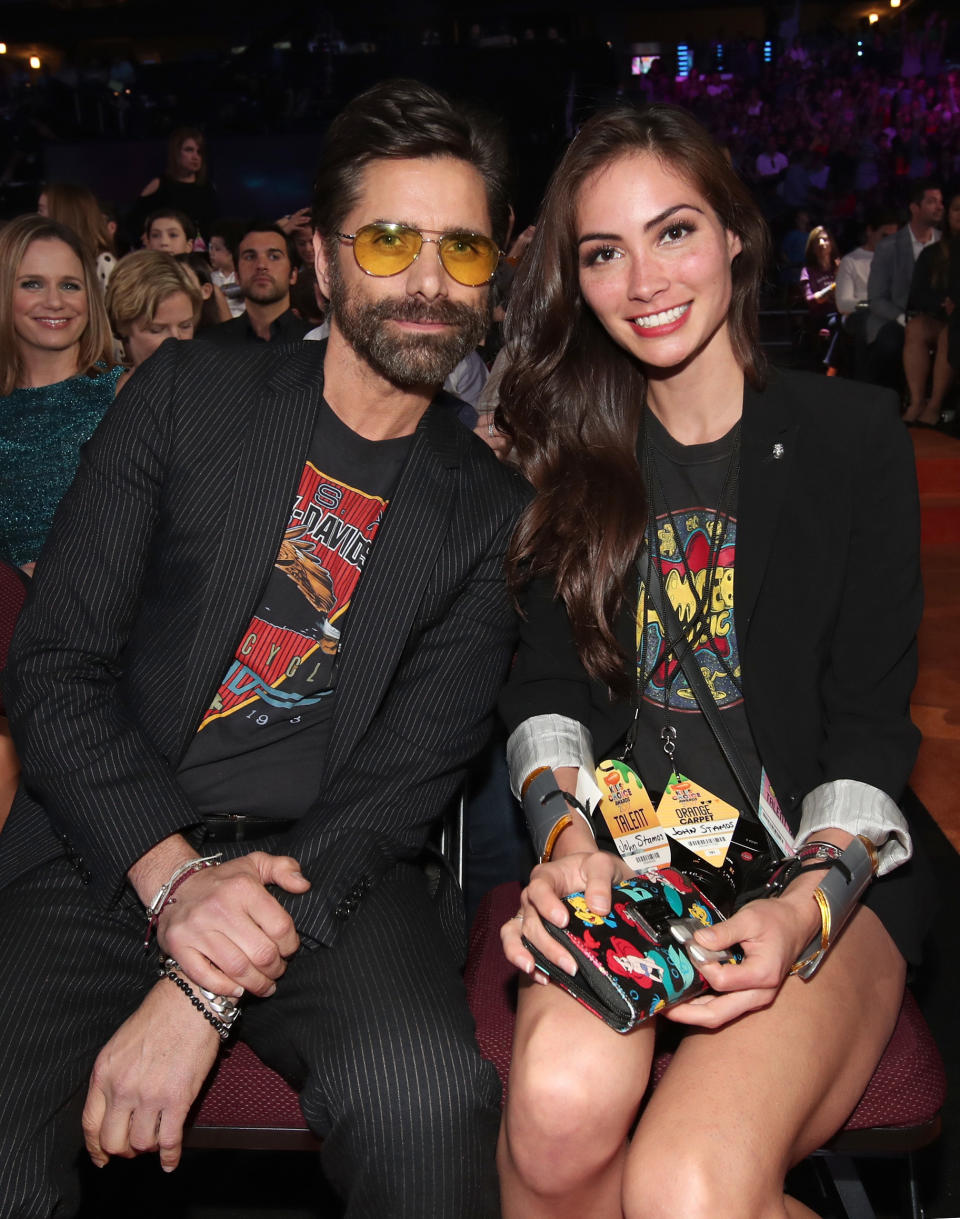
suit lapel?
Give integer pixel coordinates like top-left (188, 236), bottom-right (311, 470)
top-left (323, 402), bottom-right (461, 778)
top-left (176, 349), bottom-right (323, 754)
top-left (735, 374), bottom-right (799, 641)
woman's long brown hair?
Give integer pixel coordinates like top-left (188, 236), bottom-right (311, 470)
top-left (498, 104), bottom-right (770, 695)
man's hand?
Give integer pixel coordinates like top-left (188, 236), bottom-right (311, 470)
top-left (157, 851), bottom-right (310, 997)
top-left (82, 979), bottom-right (221, 1173)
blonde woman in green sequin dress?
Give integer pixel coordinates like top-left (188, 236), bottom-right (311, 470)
top-left (0, 215), bottom-right (120, 573)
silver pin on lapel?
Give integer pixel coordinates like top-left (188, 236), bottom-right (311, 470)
top-left (772, 443), bottom-right (784, 460)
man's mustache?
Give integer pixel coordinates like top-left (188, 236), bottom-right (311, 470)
top-left (371, 298), bottom-right (485, 326)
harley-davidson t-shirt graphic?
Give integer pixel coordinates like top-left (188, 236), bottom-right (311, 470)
top-left (177, 400), bottom-right (412, 819)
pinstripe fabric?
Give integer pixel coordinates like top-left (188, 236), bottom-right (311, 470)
top-left (242, 862), bottom-right (501, 1217)
top-left (0, 337), bottom-right (527, 1215)
top-left (0, 860), bottom-right (157, 1217)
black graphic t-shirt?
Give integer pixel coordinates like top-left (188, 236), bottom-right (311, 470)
top-left (177, 400), bottom-right (412, 819)
top-left (631, 411), bottom-right (762, 815)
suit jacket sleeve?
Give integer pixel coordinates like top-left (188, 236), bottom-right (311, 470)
top-left (4, 347), bottom-right (204, 906)
top-left (867, 234), bottom-right (905, 326)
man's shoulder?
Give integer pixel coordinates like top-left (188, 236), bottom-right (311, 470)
top-left (147, 335), bottom-right (323, 398)
top-left (838, 246), bottom-right (871, 268)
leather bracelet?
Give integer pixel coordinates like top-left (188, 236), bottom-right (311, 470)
top-left (790, 836), bottom-right (877, 980)
top-left (521, 767), bottom-right (596, 863)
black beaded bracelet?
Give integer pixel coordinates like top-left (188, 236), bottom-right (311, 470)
top-left (160, 966), bottom-right (231, 1040)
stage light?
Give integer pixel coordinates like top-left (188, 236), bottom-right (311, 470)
top-left (29, 55), bottom-right (40, 69)
top-left (676, 43), bottom-right (692, 79)
top-left (869, 12), bottom-right (879, 22)
top-left (0, 44), bottom-right (7, 55)
top-left (763, 39), bottom-right (772, 63)
top-left (890, 0), bottom-right (901, 7)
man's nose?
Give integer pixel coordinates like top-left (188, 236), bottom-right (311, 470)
top-left (403, 238), bottom-right (447, 299)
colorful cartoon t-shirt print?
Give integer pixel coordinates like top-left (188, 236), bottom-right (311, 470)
top-left (637, 507), bottom-right (742, 712)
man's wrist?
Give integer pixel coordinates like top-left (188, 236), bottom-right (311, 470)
top-left (127, 833), bottom-right (200, 908)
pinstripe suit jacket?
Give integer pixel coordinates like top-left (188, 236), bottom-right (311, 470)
top-left (1, 339), bottom-right (528, 949)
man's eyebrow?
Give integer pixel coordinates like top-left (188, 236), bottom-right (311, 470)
top-left (577, 203), bottom-right (706, 245)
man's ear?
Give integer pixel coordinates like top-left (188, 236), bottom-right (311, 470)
top-left (313, 230), bottom-right (331, 298)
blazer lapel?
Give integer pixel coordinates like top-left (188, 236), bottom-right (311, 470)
top-left (175, 350), bottom-right (323, 754)
top-left (735, 375), bottom-right (799, 641)
top-left (323, 402), bottom-right (461, 778)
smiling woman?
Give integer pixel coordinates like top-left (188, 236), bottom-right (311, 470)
top-left (494, 105), bottom-right (926, 1219)
top-left (0, 215), bottom-right (121, 570)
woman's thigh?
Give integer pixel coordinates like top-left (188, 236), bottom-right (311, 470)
top-left (624, 903), bottom-right (906, 1217)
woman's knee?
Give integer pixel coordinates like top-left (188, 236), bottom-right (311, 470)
top-left (622, 1147), bottom-right (779, 1219)
top-left (501, 1044), bottom-right (641, 1195)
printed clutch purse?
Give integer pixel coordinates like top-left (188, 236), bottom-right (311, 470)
top-left (520, 867), bottom-right (742, 1033)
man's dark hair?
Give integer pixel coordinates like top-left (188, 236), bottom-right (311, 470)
top-left (144, 208), bottom-right (197, 242)
top-left (312, 78), bottom-right (510, 249)
top-left (908, 178), bottom-right (941, 209)
top-left (233, 221), bottom-right (298, 267)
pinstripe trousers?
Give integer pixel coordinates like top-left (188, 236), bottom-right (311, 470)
top-left (0, 857), bottom-right (501, 1219)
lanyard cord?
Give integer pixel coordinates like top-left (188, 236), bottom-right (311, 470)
top-left (641, 421), bottom-right (743, 702)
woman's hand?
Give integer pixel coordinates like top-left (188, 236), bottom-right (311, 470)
top-left (663, 868), bottom-right (825, 1028)
top-left (501, 849), bottom-right (635, 981)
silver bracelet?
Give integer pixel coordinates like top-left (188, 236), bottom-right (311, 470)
top-left (144, 853), bottom-right (222, 947)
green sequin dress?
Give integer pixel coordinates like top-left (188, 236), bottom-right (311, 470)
top-left (0, 364), bottom-right (123, 567)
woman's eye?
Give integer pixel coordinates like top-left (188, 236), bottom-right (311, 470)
top-left (584, 246), bottom-right (621, 266)
top-left (19, 279), bottom-right (42, 289)
top-left (660, 222), bottom-right (693, 244)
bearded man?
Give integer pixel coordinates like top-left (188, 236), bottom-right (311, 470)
top-left (200, 221), bottom-right (311, 344)
top-left (0, 79), bottom-right (523, 1218)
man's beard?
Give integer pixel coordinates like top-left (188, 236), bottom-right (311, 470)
top-left (243, 277), bottom-right (288, 306)
top-left (326, 255), bottom-right (489, 389)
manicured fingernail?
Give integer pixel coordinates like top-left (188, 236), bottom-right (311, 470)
top-left (696, 927), bottom-right (716, 945)
top-left (265, 983), bottom-right (277, 996)
top-left (563, 960), bottom-right (577, 977)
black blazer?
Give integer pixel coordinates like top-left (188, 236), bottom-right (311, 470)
top-left (1, 340), bottom-right (528, 949)
top-left (500, 370), bottom-right (927, 955)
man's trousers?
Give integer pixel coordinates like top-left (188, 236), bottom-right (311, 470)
top-left (0, 856), bottom-right (501, 1218)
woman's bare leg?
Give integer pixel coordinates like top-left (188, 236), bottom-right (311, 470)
top-left (619, 904), bottom-right (905, 1219)
top-left (499, 975), bottom-right (657, 1219)
top-left (903, 316), bottom-right (942, 420)
top-left (919, 325), bottom-right (955, 423)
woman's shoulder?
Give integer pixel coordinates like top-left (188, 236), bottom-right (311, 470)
top-left (754, 368), bottom-right (902, 437)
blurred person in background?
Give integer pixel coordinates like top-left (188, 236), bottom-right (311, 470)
top-left (144, 208), bottom-right (196, 255)
top-left (207, 218), bottom-right (246, 318)
top-left (176, 251), bottom-right (232, 330)
top-left (105, 250), bottom-right (202, 390)
top-left (903, 186), bottom-right (960, 425)
top-left (199, 221), bottom-right (309, 344)
top-left (38, 182), bottom-right (117, 288)
top-left (130, 127), bottom-right (221, 244)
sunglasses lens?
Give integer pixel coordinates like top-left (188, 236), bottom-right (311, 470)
top-left (352, 224), bottom-right (421, 275)
top-left (439, 234), bottom-right (500, 286)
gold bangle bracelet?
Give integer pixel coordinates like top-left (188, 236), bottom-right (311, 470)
top-left (541, 815), bottom-right (573, 863)
top-left (789, 885), bottom-right (832, 976)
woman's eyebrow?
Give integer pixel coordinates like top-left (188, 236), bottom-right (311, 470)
top-left (578, 203), bottom-right (707, 245)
